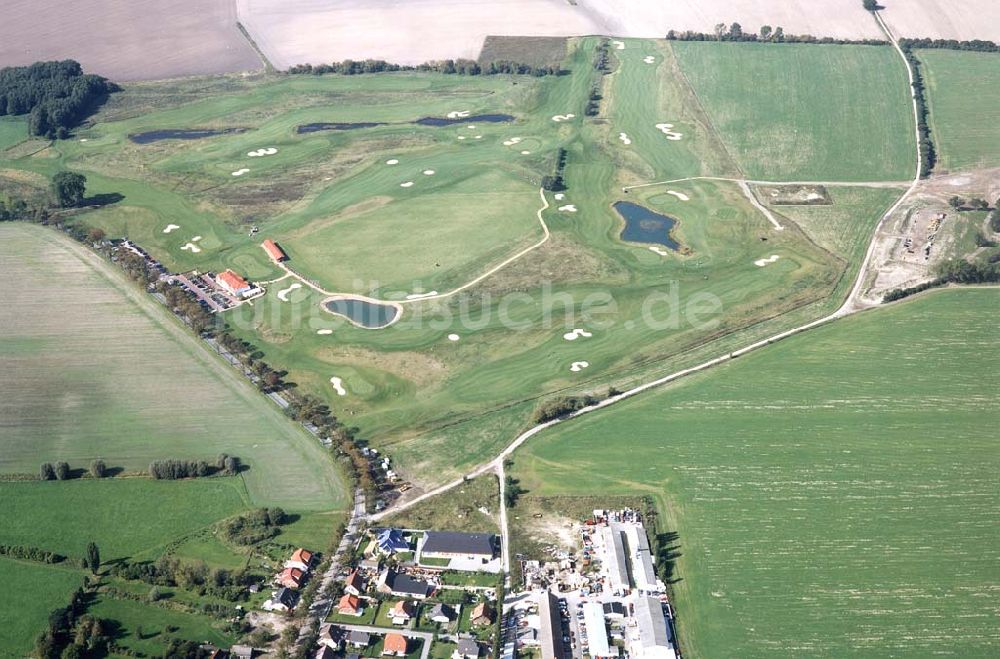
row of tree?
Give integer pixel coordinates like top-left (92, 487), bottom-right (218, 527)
top-left (666, 23), bottom-right (887, 45)
top-left (287, 58), bottom-right (562, 77)
top-left (884, 256), bottom-right (1000, 302)
top-left (900, 43), bottom-right (936, 178)
top-left (0, 60), bottom-right (118, 139)
top-left (541, 148), bottom-right (569, 192)
top-left (899, 37), bottom-right (1000, 53)
top-left (0, 543), bottom-right (65, 564)
top-left (39, 459), bottom-right (109, 481)
top-left (148, 454), bottom-right (241, 480)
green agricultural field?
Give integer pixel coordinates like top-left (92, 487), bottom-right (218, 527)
top-left (0, 116), bottom-right (27, 150)
top-left (0, 559), bottom-right (85, 655)
top-left (0, 223), bottom-right (345, 511)
top-left (919, 49), bottom-right (1000, 171)
top-left (514, 289), bottom-right (1000, 657)
top-left (671, 42), bottom-right (915, 181)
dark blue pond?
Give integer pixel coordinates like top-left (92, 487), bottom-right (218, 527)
top-left (324, 298), bottom-right (399, 329)
top-left (413, 113), bottom-right (515, 126)
top-left (297, 122), bottom-right (385, 134)
top-left (128, 128), bottom-right (247, 144)
top-left (613, 201), bottom-right (681, 251)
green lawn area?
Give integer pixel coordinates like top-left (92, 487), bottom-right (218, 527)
top-left (0, 223), bottom-right (346, 511)
top-left (515, 289), bottom-right (1000, 657)
top-left (430, 640), bottom-right (457, 659)
top-left (0, 116), bottom-right (28, 150)
top-left (87, 595), bottom-right (235, 654)
top-left (328, 600), bottom-right (382, 626)
top-left (919, 49), bottom-right (1000, 171)
top-left (671, 42), bottom-right (915, 181)
top-left (0, 478), bottom-right (247, 562)
top-left (0, 558), bottom-right (85, 656)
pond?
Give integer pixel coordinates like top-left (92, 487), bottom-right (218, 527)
top-left (613, 201), bottom-right (682, 251)
top-left (296, 122), bottom-right (385, 134)
top-left (413, 113), bottom-right (515, 127)
top-left (128, 128), bottom-right (247, 144)
top-left (324, 297), bottom-right (400, 329)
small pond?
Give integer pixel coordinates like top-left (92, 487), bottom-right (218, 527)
top-left (413, 113), bottom-right (515, 127)
top-left (297, 122), bottom-right (385, 134)
top-left (324, 297), bottom-right (400, 329)
top-left (613, 201), bottom-right (682, 251)
top-left (128, 128), bottom-right (247, 144)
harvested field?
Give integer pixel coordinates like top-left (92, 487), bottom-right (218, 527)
top-left (478, 36), bottom-right (568, 68)
top-left (0, 0), bottom-right (260, 81)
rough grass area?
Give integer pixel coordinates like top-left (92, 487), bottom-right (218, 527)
top-left (919, 49), bottom-right (1000, 171)
top-left (0, 559), bottom-right (85, 655)
top-left (671, 42), bottom-right (916, 181)
top-left (383, 475), bottom-right (500, 533)
top-left (0, 223), bottom-right (346, 510)
top-left (87, 594), bottom-right (236, 653)
top-left (0, 117), bottom-right (27, 150)
top-left (515, 289), bottom-right (1000, 657)
top-left (478, 36), bottom-right (568, 68)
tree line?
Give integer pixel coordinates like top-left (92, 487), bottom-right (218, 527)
top-left (148, 454), bottom-right (241, 480)
top-left (0, 60), bottom-right (117, 139)
top-left (884, 257), bottom-right (1000, 302)
top-left (39, 459), bottom-right (110, 480)
top-left (666, 23), bottom-right (887, 45)
top-left (541, 148), bottom-right (569, 192)
top-left (899, 43), bottom-right (936, 177)
top-left (0, 543), bottom-right (65, 564)
top-left (287, 57), bottom-right (563, 77)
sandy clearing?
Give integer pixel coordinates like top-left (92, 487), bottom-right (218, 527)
top-left (563, 328), bottom-right (593, 341)
top-left (619, 132), bottom-right (632, 145)
top-left (447, 333), bottom-right (461, 342)
top-left (329, 376), bottom-right (347, 396)
top-left (552, 114), bottom-right (576, 122)
top-left (666, 190), bottom-right (690, 201)
top-left (558, 204), bottom-right (577, 212)
top-left (386, 159), bottom-right (399, 165)
top-left (649, 246), bottom-right (669, 256)
top-left (232, 168), bottom-right (250, 176)
top-left (277, 282), bottom-right (302, 301)
top-left (423, 170), bottom-right (435, 175)
top-left (162, 224), bottom-right (180, 234)
top-left (447, 110), bottom-right (471, 119)
top-left (180, 242), bottom-right (201, 253)
top-left (317, 328), bottom-right (333, 335)
top-left (406, 290), bottom-right (439, 300)
top-left (570, 360), bottom-right (590, 372)
top-left (400, 181), bottom-right (414, 188)
top-left (754, 254), bottom-right (781, 267)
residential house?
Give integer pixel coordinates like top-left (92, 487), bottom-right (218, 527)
top-left (215, 269), bottom-right (253, 297)
top-left (286, 548), bottom-right (315, 572)
top-left (337, 594), bottom-right (364, 617)
top-left (230, 647), bottom-right (254, 659)
top-left (315, 647), bottom-right (337, 659)
top-left (318, 623), bottom-right (343, 650)
top-left (348, 631), bottom-right (371, 649)
top-left (275, 567), bottom-right (305, 589)
top-left (471, 601), bottom-right (494, 626)
top-left (345, 570), bottom-right (366, 596)
top-left (376, 528), bottom-right (410, 555)
top-left (429, 602), bottom-right (454, 624)
top-left (388, 600), bottom-right (415, 625)
top-left (454, 639), bottom-right (481, 659)
top-left (377, 568), bottom-right (432, 599)
top-left (383, 633), bottom-right (408, 657)
top-left (262, 587), bottom-right (298, 612)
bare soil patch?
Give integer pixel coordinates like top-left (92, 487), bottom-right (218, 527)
top-left (755, 184), bottom-right (832, 206)
top-left (478, 36), bottom-right (568, 68)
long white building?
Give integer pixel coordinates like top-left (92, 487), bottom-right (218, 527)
top-left (582, 601), bottom-right (612, 658)
top-left (601, 525), bottom-right (631, 592)
top-left (633, 596), bottom-right (677, 659)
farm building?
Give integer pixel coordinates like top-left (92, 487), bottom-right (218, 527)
top-left (377, 568), bottom-right (432, 599)
top-left (421, 531), bottom-right (496, 559)
top-left (538, 591), bottom-right (566, 659)
top-left (215, 269), bottom-right (253, 297)
top-left (338, 593), bottom-right (364, 616)
top-left (383, 633), bottom-right (409, 657)
top-left (583, 602), bottom-right (612, 658)
top-left (454, 639), bottom-right (481, 659)
top-left (262, 586), bottom-right (298, 612)
top-left (286, 547), bottom-right (315, 571)
top-left (262, 239), bottom-right (288, 263)
top-left (633, 597), bottom-right (677, 659)
top-left (275, 566), bottom-right (305, 589)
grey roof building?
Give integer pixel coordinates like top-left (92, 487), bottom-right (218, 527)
top-left (348, 630), bottom-right (371, 647)
top-left (422, 531), bottom-right (496, 557)
top-left (634, 597), bottom-right (676, 659)
top-left (456, 639), bottom-right (481, 658)
top-left (538, 590), bottom-right (566, 659)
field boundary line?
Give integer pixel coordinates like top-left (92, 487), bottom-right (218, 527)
top-left (738, 180), bottom-right (783, 230)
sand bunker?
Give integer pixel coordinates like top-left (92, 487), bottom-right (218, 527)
top-left (619, 132), bottom-right (632, 145)
top-left (612, 40), bottom-right (625, 50)
top-left (181, 243), bottom-right (202, 253)
top-left (655, 123), bottom-right (683, 140)
top-left (447, 333), bottom-right (461, 342)
top-left (643, 55), bottom-right (655, 64)
top-left (649, 246), bottom-right (669, 256)
top-left (191, 236), bottom-right (202, 242)
top-left (520, 150), bottom-right (531, 154)
top-left (554, 193), bottom-right (566, 201)
top-left (400, 181), bottom-right (414, 188)
top-left (457, 136), bottom-right (467, 140)
top-left (231, 168), bottom-right (250, 176)
top-left (754, 254), bottom-right (781, 267)
top-left (570, 361), bottom-right (590, 372)
top-left (386, 159), bottom-right (399, 165)
top-left (558, 204), bottom-right (577, 212)
top-left (317, 329), bottom-right (333, 335)
top-left (552, 114), bottom-right (576, 122)
top-left (423, 170), bottom-right (435, 175)
top-left (466, 125), bottom-right (476, 130)
top-left (666, 190), bottom-right (690, 201)
top-left (162, 224), bottom-right (180, 234)
top-left (406, 290), bottom-right (439, 300)
top-left (502, 137), bottom-right (523, 146)
top-left (563, 328), bottom-right (593, 341)
top-left (447, 110), bottom-right (470, 119)
top-left (474, 135), bottom-right (483, 139)
top-left (277, 282), bottom-right (302, 302)
top-left (247, 147), bottom-right (278, 157)
top-left (329, 376), bottom-right (347, 396)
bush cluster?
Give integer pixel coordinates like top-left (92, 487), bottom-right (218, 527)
top-left (148, 454), bottom-right (240, 480)
top-left (222, 507), bottom-right (287, 546)
top-left (532, 394), bottom-right (600, 424)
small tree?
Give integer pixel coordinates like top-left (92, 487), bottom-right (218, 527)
top-left (55, 461), bottom-right (70, 480)
top-left (759, 25), bottom-right (773, 41)
top-left (85, 542), bottom-right (100, 575)
top-left (862, 0), bottom-right (882, 11)
top-left (52, 172), bottom-right (87, 208)
top-left (148, 586), bottom-right (162, 602)
top-left (90, 459), bottom-right (106, 479)
top-left (86, 227), bottom-right (106, 244)
top-left (40, 462), bottom-right (56, 480)
top-left (949, 195), bottom-right (964, 210)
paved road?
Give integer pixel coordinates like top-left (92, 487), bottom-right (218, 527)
top-left (303, 489), bottom-right (366, 635)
